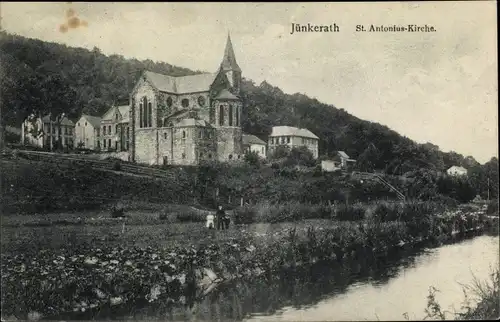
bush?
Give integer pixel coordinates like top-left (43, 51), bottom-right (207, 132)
top-left (335, 203), bottom-right (366, 221)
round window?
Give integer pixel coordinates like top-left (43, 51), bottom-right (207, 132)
top-left (181, 98), bottom-right (189, 108)
top-left (198, 96), bottom-right (206, 107)
top-left (166, 96), bottom-right (173, 108)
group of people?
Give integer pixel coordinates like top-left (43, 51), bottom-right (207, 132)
top-left (206, 205), bottom-right (231, 230)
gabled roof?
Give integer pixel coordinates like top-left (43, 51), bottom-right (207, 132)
top-left (219, 33), bottom-right (241, 73)
top-left (101, 106), bottom-right (117, 121)
top-left (243, 134), bottom-right (266, 145)
top-left (338, 151), bottom-right (350, 159)
top-left (215, 89), bottom-right (239, 100)
top-left (81, 115), bottom-right (102, 128)
top-left (117, 105), bottom-right (130, 123)
top-left (269, 126), bottom-right (319, 140)
top-left (41, 114), bottom-right (74, 126)
top-left (144, 71), bottom-right (218, 94)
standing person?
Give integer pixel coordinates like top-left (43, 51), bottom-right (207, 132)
top-left (224, 212), bottom-right (231, 230)
top-left (216, 205), bottom-right (225, 230)
top-left (206, 212), bottom-right (215, 229)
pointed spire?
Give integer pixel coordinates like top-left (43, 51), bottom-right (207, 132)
top-left (220, 32), bottom-right (241, 72)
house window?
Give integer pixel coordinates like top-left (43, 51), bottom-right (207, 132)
top-left (228, 104), bottom-right (233, 126)
top-left (108, 126), bottom-right (111, 134)
top-left (281, 137), bottom-right (286, 144)
top-left (181, 98), bottom-right (189, 108)
top-left (198, 130), bottom-right (202, 139)
top-left (235, 106), bottom-right (239, 126)
top-left (163, 119), bottom-right (169, 127)
top-left (199, 152), bottom-right (204, 159)
top-left (198, 96), bottom-right (205, 107)
top-left (115, 125), bottom-right (119, 134)
top-left (182, 131), bottom-right (186, 139)
top-left (287, 136), bottom-right (290, 144)
top-left (85, 122), bottom-right (87, 126)
top-left (182, 153), bottom-right (186, 159)
top-left (108, 139), bottom-right (111, 148)
top-left (219, 105), bottom-right (224, 125)
top-left (116, 114), bottom-right (119, 121)
top-left (164, 132), bottom-right (167, 139)
top-left (104, 139), bottom-right (107, 148)
top-left (208, 153), bottom-right (212, 159)
top-left (237, 155), bottom-right (240, 159)
top-left (229, 154), bottom-right (233, 160)
top-left (103, 126), bottom-right (106, 135)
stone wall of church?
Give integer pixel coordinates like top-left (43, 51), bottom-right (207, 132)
top-left (157, 92), bottom-right (212, 126)
top-left (133, 80), bottom-right (158, 165)
top-left (216, 127), bottom-right (243, 161)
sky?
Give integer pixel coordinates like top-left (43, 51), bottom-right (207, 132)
top-left (1, 2), bottom-right (498, 163)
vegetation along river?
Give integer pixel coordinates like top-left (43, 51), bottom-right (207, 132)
top-left (96, 233), bottom-right (498, 321)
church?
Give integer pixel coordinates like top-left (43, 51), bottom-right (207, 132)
top-left (129, 34), bottom-right (244, 166)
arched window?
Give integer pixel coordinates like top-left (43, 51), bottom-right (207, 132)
top-left (142, 97), bottom-right (148, 128)
top-left (228, 104), bottom-right (233, 126)
top-left (235, 106), bottom-right (239, 126)
top-left (228, 154), bottom-right (233, 160)
top-left (139, 103), bottom-right (143, 128)
top-left (164, 132), bottom-right (167, 139)
top-left (182, 131), bottom-right (186, 138)
top-left (219, 105), bottom-right (224, 125)
top-left (208, 153), bottom-right (212, 159)
top-left (148, 102), bottom-right (152, 127)
top-left (181, 98), bottom-right (189, 108)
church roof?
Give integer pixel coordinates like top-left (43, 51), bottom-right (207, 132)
top-left (215, 89), bottom-right (239, 100)
top-left (174, 118), bottom-right (213, 128)
top-left (219, 33), bottom-right (241, 73)
top-left (243, 134), bottom-right (266, 146)
top-left (269, 126), bottom-right (319, 140)
top-left (144, 71), bottom-right (218, 94)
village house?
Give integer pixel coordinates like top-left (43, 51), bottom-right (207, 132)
top-left (268, 126), bottom-right (319, 159)
top-left (128, 34), bottom-right (244, 166)
top-left (75, 114), bottom-right (102, 150)
top-left (21, 114), bottom-right (75, 149)
top-left (447, 165), bottom-right (468, 177)
top-left (321, 160), bottom-right (341, 172)
top-left (243, 134), bottom-right (267, 158)
top-left (100, 105), bottom-right (130, 152)
top-left (336, 151), bottom-right (356, 169)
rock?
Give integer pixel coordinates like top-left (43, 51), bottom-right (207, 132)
top-left (203, 268), bottom-right (217, 281)
top-left (110, 297), bottom-right (123, 306)
top-left (27, 311), bottom-right (42, 321)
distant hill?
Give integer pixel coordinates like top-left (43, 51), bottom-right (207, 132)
top-left (0, 31), bottom-right (498, 195)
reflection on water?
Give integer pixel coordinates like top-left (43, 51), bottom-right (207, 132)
top-left (74, 234), bottom-right (498, 321)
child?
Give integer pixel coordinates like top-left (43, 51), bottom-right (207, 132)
top-left (206, 213), bottom-right (215, 229)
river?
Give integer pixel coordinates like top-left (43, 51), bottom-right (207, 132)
top-left (150, 234), bottom-right (498, 321)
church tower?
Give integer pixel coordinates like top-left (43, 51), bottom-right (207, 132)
top-left (219, 33), bottom-right (242, 95)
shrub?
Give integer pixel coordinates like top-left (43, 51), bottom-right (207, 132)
top-left (334, 203), bottom-right (366, 221)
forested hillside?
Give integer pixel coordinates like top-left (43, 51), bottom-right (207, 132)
top-left (0, 31), bottom-right (497, 199)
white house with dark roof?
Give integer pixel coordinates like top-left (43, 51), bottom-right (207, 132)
top-left (268, 126), bottom-right (319, 159)
top-left (100, 105), bottom-right (130, 152)
top-left (243, 134), bottom-right (267, 158)
top-left (128, 33), bottom-right (244, 165)
top-left (21, 113), bottom-right (75, 149)
top-left (75, 114), bottom-right (102, 150)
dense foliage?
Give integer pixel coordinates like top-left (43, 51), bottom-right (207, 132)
top-left (0, 31), bottom-right (497, 200)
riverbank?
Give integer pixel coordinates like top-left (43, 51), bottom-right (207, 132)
top-left (1, 205), bottom-right (492, 320)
